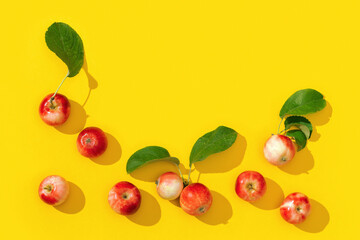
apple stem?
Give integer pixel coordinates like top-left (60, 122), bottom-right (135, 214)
top-left (187, 165), bottom-right (192, 184)
top-left (277, 117), bottom-right (284, 134)
top-left (50, 71), bottom-right (70, 104)
top-left (176, 164), bottom-right (185, 183)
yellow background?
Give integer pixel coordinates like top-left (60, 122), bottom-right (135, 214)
top-left (1, 0), bottom-right (358, 239)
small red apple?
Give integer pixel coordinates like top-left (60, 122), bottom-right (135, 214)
top-left (180, 183), bottom-right (212, 216)
top-left (280, 192), bottom-right (311, 224)
top-left (156, 172), bottom-right (183, 200)
top-left (235, 171), bottom-right (267, 201)
top-left (264, 134), bottom-right (296, 166)
top-left (38, 175), bottom-right (69, 206)
top-left (108, 181), bottom-right (141, 215)
top-left (77, 127), bottom-right (108, 158)
top-left (39, 93), bottom-right (71, 126)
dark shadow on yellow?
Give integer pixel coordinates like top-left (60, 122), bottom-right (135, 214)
top-left (55, 100), bottom-right (87, 135)
top-left (194, 134), bottom-right (246, 173)
top-left (196, 191), bottom-right (232, 225)
top-left (54, 182), bottom-right (85, 214)
top-left (91, 133), bottom-right (121, 165)
top-left (279, 148), bottom-right (314, 175)
top-left (130, 161), bottom-right (189, 182)
top-left (127, 189), bottom-right (161, 226)
top-left (82, 54), bottom-right (98, 108)
top-left (295, 199), bottom-right (330, 233)
top-left (170, 197), bottom-right (181, 208)
top-left (250, 178), bottom-right (284, 210)
top-left (307, 101), bottom-right (332, 142)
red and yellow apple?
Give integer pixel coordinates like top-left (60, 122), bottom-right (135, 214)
top-left (77, 127), bottom-right (108, 158)
top-left (180, 183), bottom-right (212, 216)
top-left (264, 134), bottom-right (296, 166)
top-left (108, 181), bottom-right (141, 215)
top-left (280, 192), bottom-right (311, 224)
top-left (235, 171), bottom-right (267, 201)
top-left (156, 172), bottom-right (183, 200)
top-left (38, 175), bottom-right (69, 206)
top-left (39, 93), bottom-right (70, 126)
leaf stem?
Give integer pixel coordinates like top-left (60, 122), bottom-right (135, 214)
top-left (50, 71), bottom-right (70, 104)
top-left (277, 117), bottom-right (284, 134)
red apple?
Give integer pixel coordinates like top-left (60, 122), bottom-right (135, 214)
top-left (39, 93), bottom-right (71, 126)
top-left (264, 134), bottom-right (296, 166)
top-left (108, 181), bottom-right (141, 215)
top-left (235, 171), bottom-right (267, 201)
top-left (280, 192), bottom-right (311, 224)
top-left (156, 172), bottom-right (183, 200)
top-left (77, 127), bottom-right (108, 158)
top-left (38, 175), bottom-right (69, 206)
top-left (180, 183), bottom-right (212, 216)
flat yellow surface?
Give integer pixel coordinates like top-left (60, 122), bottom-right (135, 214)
top-left (1, 0), bottom-right (359, 239)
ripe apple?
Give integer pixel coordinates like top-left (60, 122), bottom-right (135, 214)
top-left (180, 183), bottom-right (212, 216)
top-left (108, 181), bottom-right (141, 215)
top-left (264, 134), bottom-right (296, 166)
top-left (156, 172), bottom-right (183, 200)
top-left (280, 192), bottom-right (311, 224)
top-left (38, 175), bottom-right (69, 206)
top-left (39, 93), bottom-right (71, 126)
top-left (235, 171), bottom-right (267, 201)
top-left (77, 127), bottom-right (108, 158)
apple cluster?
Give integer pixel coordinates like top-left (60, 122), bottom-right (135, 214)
top-left (38, 22), bottom-right (321, 224)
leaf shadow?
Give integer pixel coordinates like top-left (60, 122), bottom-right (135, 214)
top-left (194, 134), bottom-right (246, 173)
top-left (55, 100), bottom-right (87, 135)
top-left (278, 148), bottom-right (314, 175)
top-left (82, 53), bottom-right (98, 108)
top-left (90, 133), bottom-right (122, 165)
top-left (130, 161), bottom-right (189, 183)
top-left (295, 199), bottom-right (330, 233)
top-left (307, 101), bottom-right (332, 142)
top-left (250, 178), bottom-right (284, 210)
top-left (196, 191), bottom-right (232, 225)
top-left (126, 189), bottom-right (161, 226)
top-left (54, 182), bottom-right (85, 214)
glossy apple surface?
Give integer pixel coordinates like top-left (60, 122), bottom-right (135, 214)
top-left (156, 172), bottom-right (183, 200)
top-left (264, 134), bottom-right (296, 166)
top-left (180, 183), bottom-right (212, 216)
top-left (235, 171), bottom-right (267, 201)
top-left (39, 93), bottom-right (71, 126)
top-left (280, 192), bottom-right (311, 224)
top-left (77, 127), bottom-right (108, 158)
top-left (38, 175), bottom-right (69, 206)
top-left (108, 181), bottom-right (141, 215)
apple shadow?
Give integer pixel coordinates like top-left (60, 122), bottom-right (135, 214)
top-left (196, 191), bottom-right (232, 225)
top-left (55, 100), bottom-right (87, 135)
top-left (250, 178), bottom-right (284, 210)
top-left (82, 54), bottom-right (98, 108)
top-left (194, 134), bottom-right (247, 174)
top-left (54, 182), bottom-right (85, 214)
top-left (170, 197), bottom-right (181, 208)
top-left (90, 133), bottom-right (122, 165)
top-left (307, 101), bottom-right (332, 142)
top-left (127, 189), bottom-right (161, 226)
top-left (278, 148), bottom-right (314, 175)
top-left (130, 160), bottom-right (187, 182)
top-left (295, 199), bottom-right (330, 233)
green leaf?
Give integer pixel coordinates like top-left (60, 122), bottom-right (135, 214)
top-left (189, 126), bottom-right (237, 167)
top-left (45, 22), bottom-right (84, 77)
top-left (279, 89), bottom-right (326, 118)
top-left (284, 116), bottom-right (313, 139)
top-left (286, 130), bottom-right (307, 151)
top-left (126, 146), bottom-right (179, 173)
